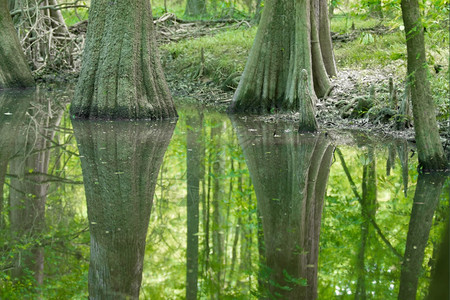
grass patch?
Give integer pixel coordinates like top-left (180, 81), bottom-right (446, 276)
top-left (331, 13), bottom-right (382, 33)
top-left (161, 26), bottom-right (256, 83)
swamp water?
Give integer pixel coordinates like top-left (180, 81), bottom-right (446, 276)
top-left (0, 89), bottom-right (448, 299)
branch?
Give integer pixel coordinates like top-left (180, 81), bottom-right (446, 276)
top-left (11, 1), bottom-right (89, 17)
top-left (335, 148), bottom-right (403, 259)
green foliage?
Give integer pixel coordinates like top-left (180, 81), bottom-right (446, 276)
top-left (61, 3), bottom-right (89, 26)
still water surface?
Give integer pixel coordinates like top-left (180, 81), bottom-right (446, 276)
top-left (0, 89), bottom-right (448, 299)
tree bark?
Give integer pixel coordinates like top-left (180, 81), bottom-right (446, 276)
top-left (0, 0), bottom-right (34, 89)
top-left (232, 117), bottom-right (334, 299)
top-left (401, 0), bottom-right (447, 171)
top-left (398, 173), bottom-right (446, 300)
top-left (230, 0), bottom-right (335, 114)
top-left (71, 0), bottom-right (177, 120)
top-left (310, 0), bottom-right (331, 98)
top-left (230, 0), bottom-right (314, 113)
top-left (73, 119), bottom-right (175, 299)
top-left (318, 0), bottom-right (337, 77)
top-left (184, 0), bottom-right (206, 18)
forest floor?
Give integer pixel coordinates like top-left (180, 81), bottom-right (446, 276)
top-left (149, 14), bottom-right (449, 151)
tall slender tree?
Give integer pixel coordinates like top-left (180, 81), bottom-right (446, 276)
top-left (401, 0), bottom-right (447, 171)
top-left (0, 0), bottom-right (34, 89)
top-left (71, 0), bottom-right (177, 119)
top-left (229, 0), bottom-right (336, 114)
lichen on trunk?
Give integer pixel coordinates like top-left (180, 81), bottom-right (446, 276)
top-left (71, 0), bottom-right (177, 120)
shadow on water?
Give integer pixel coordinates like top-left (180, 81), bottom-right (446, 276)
top-left (0, 92), bottom-right (448, 299)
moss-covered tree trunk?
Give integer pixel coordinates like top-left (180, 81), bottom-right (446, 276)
top-left (0, 1), bottom-right (34, 89)
top-left (229, 0), bottom-right (334, 115)
top-left (71, 0), bottom-right (177, 120)
top-left (232, 117), bottom-right (334, 299)
top-left (184, 0), bottom-right (206, 18)
top-left (73, 120), bottom-right (175, 298)
top-left (401, 0), bottom-right (447, 171)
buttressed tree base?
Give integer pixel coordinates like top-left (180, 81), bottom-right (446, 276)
top-left (229, 0), bottom-right (335, 115)
top-left (71, 0), bottom-right (177, 120)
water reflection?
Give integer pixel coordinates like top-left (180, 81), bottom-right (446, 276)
top-left (399, 173), bottom-right (446, 299)
top-left (72, 119), bottom-right (176, 299)
top-left (0, 98), bottom-right (448, 299)
top-left (232, 117), bottom-right (335, 299)
top-left (1, 89), bottom-right (65, 291)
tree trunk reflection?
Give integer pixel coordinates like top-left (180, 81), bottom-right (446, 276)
top-left (186, 111), bottom-right (202, 300)
top-left (73, 120), bottom-right (176, 299)
top-left (232, 118), bottom-right (334, 299)
top-left (8, 92), bottom-right (63, 286)
top-left (398, 173), bottom-right (446, 299)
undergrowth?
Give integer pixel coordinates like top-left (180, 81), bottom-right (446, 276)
top-left (161, 12), bottom-right (448, 117)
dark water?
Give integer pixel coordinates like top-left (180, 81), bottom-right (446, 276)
top-left (0, 89), bottom-right (448, 299)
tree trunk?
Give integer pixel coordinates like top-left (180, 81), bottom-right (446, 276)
top-left (230, 0), bottom-right (314, 113)
top-left (230, 0), bottom-right (335, 114)
top-left (0, 0), bottom-right (34, 89)
top-left (310, 0), bottom-right (331, 98)
top-left (400, 0), bottom-right (447, 171)
top-left (71, 0), bottom-right (177, 120)
top-left (186, 111), bottom-right (202, 300)
top-left (47, 0), bottom-right (70, 35)
top-left (232, 117), bottom-right (334, 299)
top-left (318, 0), bottom-right (337, 77)
top-left (73, 120), bottom-right (175, 299)
top-left (253, 0), bottom-right (263, 24)
top-left (398, 173), bottom-right (446, 300)
top-left (185, 0), bottom-right (206, 18)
